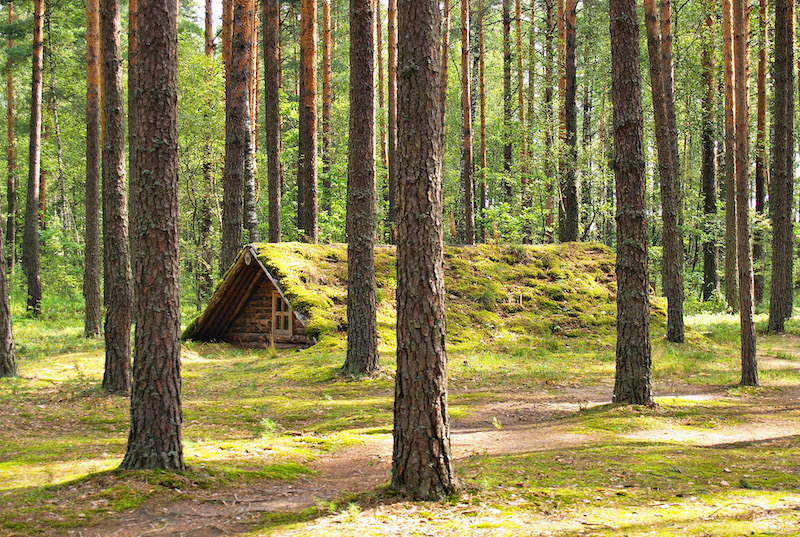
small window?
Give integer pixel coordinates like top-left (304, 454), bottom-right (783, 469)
top-left (272, 291), bottom-right (292, 336)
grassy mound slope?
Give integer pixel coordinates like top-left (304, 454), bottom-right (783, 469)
top-left (252, 241), bottom-right (657, 347)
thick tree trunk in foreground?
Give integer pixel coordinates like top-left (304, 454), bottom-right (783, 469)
top-left (722, 0), bottom-right (737, 312)
top-left (733, 0), bottom-right (757, 386)
top-left (264, 0), bottom-right (281, 242)
top-left (298, 0), bottom-right (318, 242)
top-left (121, 0), bottom-right (184, 471)
top-left (23, 0), bottom-right (44, 315)
top-left (392, 0), bottom-right (459, 499)
top-left (84, 0), bottom-right (102, 338)
top-left (700, 0), bottom-right (717, 302)
top-left (344, 0), bottom-right (378, 376)
top-left (768, 0), bottom-right (795, 333)
top-left (101, 0), bottom-right (132, 394)
top-left (610, 0), bottom-right (653, 407)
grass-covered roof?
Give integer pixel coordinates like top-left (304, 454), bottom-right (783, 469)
top-left (229, 241), bottom-right (648, 349)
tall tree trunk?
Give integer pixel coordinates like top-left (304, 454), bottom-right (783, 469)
top-left (221, 0), bottom-right (254, 268)
top-left (387, 0), bottom-right (397, 242)
top-left (5, 2), bottom-right (15, 274)
top-left (321, 0), bottom-right (332, 215)
top-left (658, 0), bottom-right (684, 343)
top-left (197, 0), bottom-right (215, 304)
top-left (733, 0), bottom-right (757, 386)
top-left (515, 0), bottom-right (526, 183)
top-left (644, 0), bottom-right (683, 342)
top-left (242, 0), bottom-right (258, 243)
top-left (559, 0), bottom-right (577, 242)
top-left (22, 0), bottom-right (43, 314)
top-left (121, 0), bottom-right (184, 470)
top-left (502, 0), bottom-right (512, 199)
top-left (768, 0), bottom-right (795, 332)
top-left (128, 0), bottom-right (138, 302)
top-left (45, 0), bottom-right (71, 247)
top-left (478, 0), bottom-right (486, 242)
top-left (376, 0), bottom-right (387, 171)
top-left (392, 0), bottom-right (459, 499)
top-left (101, 0), bottom-right (132, 394)
top-left (701, 0), bottom-right (717, 302)
top-left (543, 0), bottom-right (555, 240)
top-left (610, 0), bottom-right (653, 407)
top-left (753, 0), bottom-right (767, 305)
top-left (0, 215), bottom-right (15, 378)
top-left (84, 0), bottom-right (102, 338)
top-left (441, 0), bottom-right (451, 141)
top-left (722, 0), bottom-right (737, 311)
top-left (344, 0), bottom-right (378, 376)
top-left (461, 0), bottom-right (474, 244)
top-left (222, 0), bottom-right (233, 79)
top-left (264, 0), bottom-right (281, 242)
top-left (298, 0), bottom-right (318, 242)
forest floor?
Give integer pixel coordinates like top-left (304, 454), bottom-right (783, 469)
top-left (57, 377), bottom-right (800, 537)
top-left (2, 326), bottom-right (799, 537)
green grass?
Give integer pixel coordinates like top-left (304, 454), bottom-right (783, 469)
top-left (2, 260), bottom-right (800, 536)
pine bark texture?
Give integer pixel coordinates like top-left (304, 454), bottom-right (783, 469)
top-left (722, 0), bottom-right (737, 311)
top-left (221, 0), bottom-right (254, 269)
top-left (298, 0), bottom-right (318, 242)
top-left (461, 0), bottom-right (474, 245)
top-left (610, 0), bottom-right (653, 407)
top-left (121, 0), bottom-right (184, 471)
top-left (700, 2), bottom-right (717, 302)
top-left (5, 2), bottom-right (14, 273)
top-left (263, 0), bottom-right (281, 242)
top-left (559, 0), bottom-right (578, 242)
top-left (733, 0), bottom-right (757, 386)
top-left (344, 0), bottom-right (378, 376)
top-left (84, 0), bottom-right (102, 338)
top-left (392, 0), bottom-right (459, 499)
top-left (0, 217), bottom-right (15, 377)
top-left (128, 0), bottom-right (139, 298)
top-left (22, 0), bottom-right (43, 314)
top-left (101, 0), bottom-right (132, 394)
top-left (768, 0), bottom-right (795, 332)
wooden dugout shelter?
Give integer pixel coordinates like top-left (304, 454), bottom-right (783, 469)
top-left (182, 245), bottom-right (316, 348)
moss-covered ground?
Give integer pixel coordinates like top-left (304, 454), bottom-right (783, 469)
top-left (1, 243), bottom-right (799, 536)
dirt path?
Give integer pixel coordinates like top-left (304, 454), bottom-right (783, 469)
top-left (60, 357), bottom-right (800, 537)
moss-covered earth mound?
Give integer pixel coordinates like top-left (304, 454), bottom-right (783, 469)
top-left (249, 242), bottom-right (650, 348)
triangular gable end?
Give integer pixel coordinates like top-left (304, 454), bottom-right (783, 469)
top-left (182, 245), bottom-right (316, 349)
